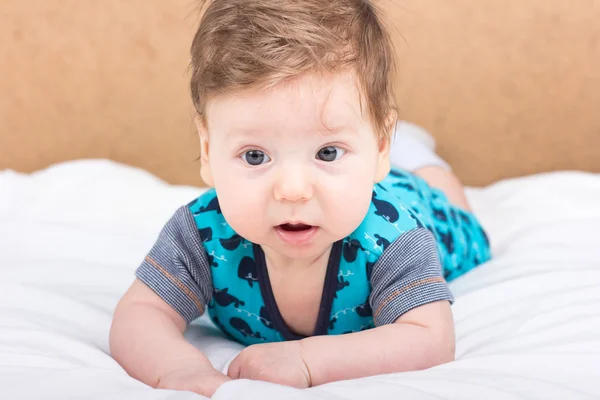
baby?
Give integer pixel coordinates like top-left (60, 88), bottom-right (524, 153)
top-left (110, 0), bottom-right (491, 397)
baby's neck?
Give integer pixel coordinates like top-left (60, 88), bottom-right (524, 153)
top-left (261, 244), bottom-right (333, 274)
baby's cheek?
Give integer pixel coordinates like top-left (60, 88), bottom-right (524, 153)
top-left (326, 177), bottom-right (373, 236)
top-left (218, 190), bottom-right (265, 237)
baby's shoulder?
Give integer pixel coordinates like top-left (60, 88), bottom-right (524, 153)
top-left (347, 183), bottom-right (426, 261)
top-left (185, 191), bottom-right (254, 269)
top-left (186, 190), bottom-right (235, 243)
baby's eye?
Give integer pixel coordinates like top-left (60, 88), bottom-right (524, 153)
top-left (316, 146), bottom-right (345, 162)
top-left (242, 150), bottom-right (271, 166)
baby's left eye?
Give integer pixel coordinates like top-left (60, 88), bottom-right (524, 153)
top-left (316, 146), bottom-right (346, 162)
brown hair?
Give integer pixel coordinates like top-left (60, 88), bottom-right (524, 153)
top-left (190, 0), bottom-right (397, 138)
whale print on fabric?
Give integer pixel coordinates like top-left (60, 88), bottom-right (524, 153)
top-left (207, 253), bottom-right (219, 268)
top-left (366, 261), bottom-right (375, 281)
top-left (432, 206), bottom-right (448, 222)
top-left (220, 234), bottom-right (243, 251)
top-left (335, 276), bottom-right (350, 298)
top-left (237, 256), bottom-right (258, 287)
top-left (409, 207), bottom-right (427, 229)
top-left (230, 317), bottom-right (265, 340)
top-left (328, 316), bottom-right (338, 331)
top-left (388, 169), bottom-right (407, 179)
top-left (439, 230), bottom-right (455, 254)
top-left (480, 226), bottom-right (490, 247)
top-left (392, 181), bottom-right (415, 191)
top-left (343, 238), bottom-right (365, 263)
top-left (197, 227), bottom-right (213, 242)
top-left (450, 208), bottom-right (458, 223)
top-left (355, 299), bottom-right (372, 317)
top-left (374, 234), bottom-right (391, 250)
top-left (213, 288), bottom-right (245, 308)
top-left (371, 191), bottom-right (399, 223)
top-left (459, 211), bottom-right (471, 225)
top-left (259, 306), bottom-right (274, 329)
top-left (376, 183), bottom-right (389, 192)
top-left (196, 196), bottom-right (222, 214)
top-left (408, 213), bottom-right (425, 229)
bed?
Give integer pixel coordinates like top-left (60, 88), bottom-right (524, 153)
top-left (2, 159), bottom-right (599, 399)
top-left (2, 1), bottom-right (600, 398)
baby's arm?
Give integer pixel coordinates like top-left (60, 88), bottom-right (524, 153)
top-left (110, 279), bottom-right (228, 396)
top-left (302, 228), bottom-right (455, 384)
top-left (300, 300), bottom-right (454, 385)
top-left (110, 207), bottom-right (225, 397)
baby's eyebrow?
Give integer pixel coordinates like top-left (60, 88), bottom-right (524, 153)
top-left (317, 124), bottom-right (358, 137)
top-left (224, 126), bottom-right (264, 138)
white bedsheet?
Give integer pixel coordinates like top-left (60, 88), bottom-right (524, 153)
top-left (1, 159), bottom-right (599, 400)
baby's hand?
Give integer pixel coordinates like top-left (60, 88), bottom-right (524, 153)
top-left (227, 341), bottom-right (311, 388)
top-left (156, 364), bottom-right (231, 398)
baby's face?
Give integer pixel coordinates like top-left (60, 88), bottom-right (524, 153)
top-left (200, 71), bottom-right (390, 262)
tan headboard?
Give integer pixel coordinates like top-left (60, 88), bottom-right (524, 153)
top-left (2, 0), bottom-right (599, 187)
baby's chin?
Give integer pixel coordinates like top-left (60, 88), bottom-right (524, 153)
top-left (261, 239), bottom-right (336, 264)
top-left (265, 227), bottom-right (356, 261)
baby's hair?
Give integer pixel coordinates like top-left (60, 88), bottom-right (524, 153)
top-left (190, 0), bottom-right (397, 139)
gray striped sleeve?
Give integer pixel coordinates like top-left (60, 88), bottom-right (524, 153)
top-left (135, 206), bottom-right (213, 324)
top-left (369, 228), bottom-right (454, 326)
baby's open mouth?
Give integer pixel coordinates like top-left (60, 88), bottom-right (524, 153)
top-left (275, 223), bottom-right (318, 245)
top-left (278, 223), bottom-right (313, 232)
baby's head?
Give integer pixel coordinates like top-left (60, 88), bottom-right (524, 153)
top-left (190, 0), bottom-right (397, 261)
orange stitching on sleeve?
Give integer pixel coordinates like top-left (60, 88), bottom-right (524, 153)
top-left (145, 255), bottom-right (204, 315)
top-left (373, 277), bottom-right (445, 318)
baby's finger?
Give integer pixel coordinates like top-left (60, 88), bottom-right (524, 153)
top-left (226, 355), bottom-right (241, 379)
top-left (220, 353), bottom-right (238, 375)
top-left (200, 373), bottom-right (232, 397)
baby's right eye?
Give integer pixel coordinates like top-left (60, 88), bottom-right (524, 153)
top-left (242, 150), bottom-right (271, 166)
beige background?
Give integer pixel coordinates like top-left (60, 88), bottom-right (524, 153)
top-left (1, 0), bottom-right (599, 187)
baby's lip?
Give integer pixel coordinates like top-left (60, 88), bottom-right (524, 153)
top-left (274, 225), bottom-right (318, 245)
top-left (278, 222), bottom-right (313, 231)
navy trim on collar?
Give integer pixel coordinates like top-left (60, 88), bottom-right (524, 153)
top-left (254, 241), bottom-right (343, 340)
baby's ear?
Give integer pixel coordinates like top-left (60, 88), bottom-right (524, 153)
top-left (194, 115), bottom-right (214, 187)
top-left (375, 135), bottom-right (391, 183)
top-left (375, 112), bottom-right (396, 182)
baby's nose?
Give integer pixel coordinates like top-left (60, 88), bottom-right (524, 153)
top-left (273, 164), bottom-right (314, 202)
